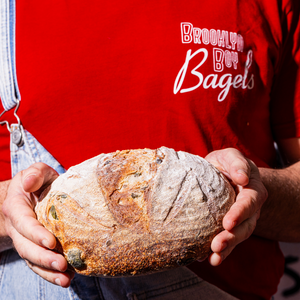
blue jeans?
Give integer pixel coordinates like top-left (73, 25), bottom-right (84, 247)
top-left (0, 249), bottom-right (238, 300)
top-left (10, 124), bottom-right (66, 177)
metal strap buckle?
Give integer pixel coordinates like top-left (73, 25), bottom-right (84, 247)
top-left (0, 99), bottom-right (24, 147)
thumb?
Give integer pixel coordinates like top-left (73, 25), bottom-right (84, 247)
top-left (21, 163), bottom-right (59, 195)
top-left (205, 148), bottom-right (250, 187)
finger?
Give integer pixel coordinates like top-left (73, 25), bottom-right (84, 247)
top-left (10, 225), bottom-right (68, 272)
top-left (205, 148), bottom-right (251, 186)
top-left (3, 195), bottom-right (57, 249)
top-left (223, 189), bottom-right (259, 230)
top-left (222, 181), bottom-right (267, 231)
top-left (26, 260), bottom-right (73, 288)
top-left (21, 163), bottom-right (58, 194)
top-left (210, 213), bottom-right (258, 266)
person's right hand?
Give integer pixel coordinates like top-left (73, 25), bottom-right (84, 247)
top-left (2, 163), bottom-right (74, 287)
top-left (205, 148), bottom-right (268, 266)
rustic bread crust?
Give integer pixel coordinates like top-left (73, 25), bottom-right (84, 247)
top-left (35, 147), bottom-right (235, 276)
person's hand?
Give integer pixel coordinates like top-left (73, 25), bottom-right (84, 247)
top-left (205, 148), bottom-right (268, 266)
top-left (2, 163), bottom-right (74, 287)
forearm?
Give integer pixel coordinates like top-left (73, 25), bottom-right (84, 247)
top-left (255, 163), bottom-right (300, 242)
top-left (0, 180), bottom-right (13, 251)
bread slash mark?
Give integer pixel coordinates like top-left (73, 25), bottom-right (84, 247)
top-left (195, 176), bottom-right (218, 226)
top-left (163, 170), bottom-right (192, 225)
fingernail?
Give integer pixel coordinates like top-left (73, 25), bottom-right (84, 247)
top-left (210, 253), bottom-right (222, 266)
top-left (55, 278), bottom-right (61, 286)
top-left (24, 174), bottom-right (37, 183)
top-left (51, 261), bottom-right (60, 271)
top-left (42, 239), bottom-right (50, 248)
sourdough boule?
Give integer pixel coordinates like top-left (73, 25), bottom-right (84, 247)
top-left (35, 147), bottom-right (235, 276)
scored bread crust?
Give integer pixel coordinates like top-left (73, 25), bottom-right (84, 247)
top-left (35, 147), bottom-right (235, 276)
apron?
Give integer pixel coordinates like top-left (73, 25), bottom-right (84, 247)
top-left (0, 1), bottom-right (238, 299)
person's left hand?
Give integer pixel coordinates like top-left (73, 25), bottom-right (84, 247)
top-left (205, 148), bottom-right (268, 266)
top-left (2, 163), bottom-right (74, 287)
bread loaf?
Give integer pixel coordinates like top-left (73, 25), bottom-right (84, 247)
top-left (35, 147), bottom-right (235, 276)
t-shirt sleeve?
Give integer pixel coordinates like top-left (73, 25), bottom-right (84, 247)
top-left (271, 0), bottom-right (300, 140)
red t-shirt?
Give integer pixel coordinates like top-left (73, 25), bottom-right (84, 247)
top-left (1, 0), bottom-right (300, 299)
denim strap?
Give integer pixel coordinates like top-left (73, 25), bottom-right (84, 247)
top-left (0, 0), bottom-right (20, 112)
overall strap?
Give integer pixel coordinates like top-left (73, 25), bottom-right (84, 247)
top-left (0, 0), bottom-right (20, 112)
